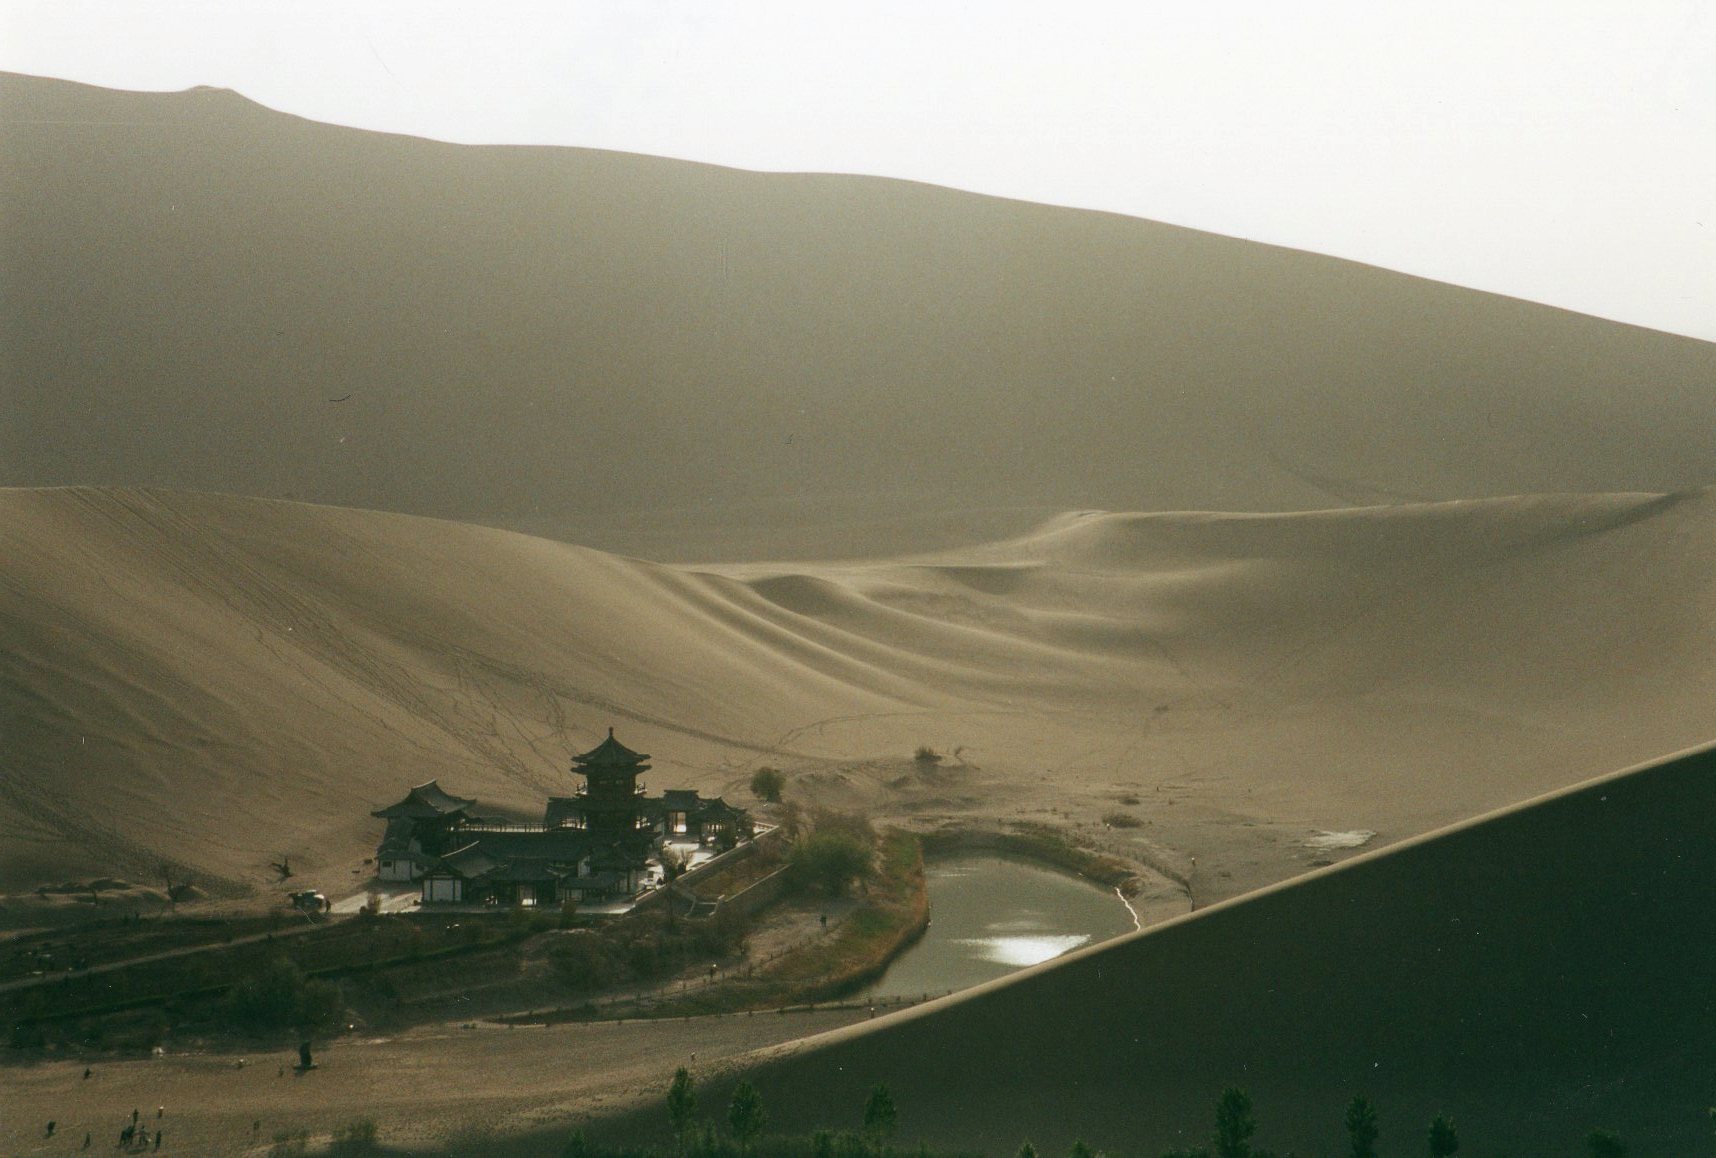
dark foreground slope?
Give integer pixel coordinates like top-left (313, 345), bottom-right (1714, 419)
top-left (593, 743), bottom-right (1716, 1155)
top-left (6, 75), bottom-right (1716, 558)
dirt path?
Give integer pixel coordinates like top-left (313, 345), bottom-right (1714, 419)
top-left (1, 1008), bottom-right (868, 1156)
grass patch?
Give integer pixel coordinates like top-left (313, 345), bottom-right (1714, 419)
top-left (1102, 811), bottom-right (1144, 828)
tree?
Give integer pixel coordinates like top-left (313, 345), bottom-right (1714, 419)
top-left (1067, 1142), bottom-right (1098, 1158)
top-left (1586, 1129), bottom-right (1627, 1158)
top-left (225, 957), bottom-right (307, 1031)
top-left (1344, 1096), bottom-right (1379, 1158)
top-left (667, 1067), bottom-right (697, 1145)
top-left (157, 862), bottom-right (180, 910)
top-left (728, 1080), bottom-right (766, 1150)
top-left (749, 767), bottom-right (785, 803)
top-left (789, 832), bottom-right (874, 896)
top-left (328, 1118), bottom-right (380, 1156)
top-left (863, 1084), bottom-right (897, 1144)
top-left (661, 845), bottom-right (686, 883)
top-left (1017, 1144), bottom-right (1038, 1158)
top-left (1428, 1114), bottom-right (1459, 1156)
top-left (1215, 1087), bottom-right (1255, 1158)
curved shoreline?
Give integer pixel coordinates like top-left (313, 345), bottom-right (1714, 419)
top-left (917, 822), bottom-right (1172, 899)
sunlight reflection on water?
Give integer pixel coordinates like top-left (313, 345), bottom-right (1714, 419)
top-left (871, 855), bottom-right (1134, 997)
top-left (955, 933), bottom-right (1091, 967)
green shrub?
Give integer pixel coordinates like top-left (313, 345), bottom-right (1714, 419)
top-left (549, 933), bottom-right (625, 989)
top-left (728, 1080), bottom-right (767, 1148)
top-left (1586, 1130), bottom-right (1627, 1158)
top-left (1344, 1096), bottom-right (1378, 1158)
top-left (1215, 1087), bottom-right (1254, 1158)
top-left (789, 833), bottom-right (873, 897)
top-left (222, 957), bottom-right (344, 1033)
top-left (750, 767), bottom-right (786, 803)
top-left (8, 1020), bottom-right (46, 1049)
top-left (269, 1129), bottom-right (309, 1157)
top-left (329, 1117), bottom-right (381, 1155)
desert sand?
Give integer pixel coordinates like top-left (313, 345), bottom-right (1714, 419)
top-left (8, 69), bottom-right (1716, 1155)
top-left (8, 484), bottom-right (1716, 908)
top-left (6, 74), bottom-right (1716, 560)
top-left (0, 1007), bottom-right (872, 1155)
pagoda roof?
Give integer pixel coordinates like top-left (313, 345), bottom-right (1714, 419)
top-left (371, 780), bottom-right (477, 820)
top-left (572, 727), bottom-right (650, 768)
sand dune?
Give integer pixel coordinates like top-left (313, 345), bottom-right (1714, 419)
top-left (5, 485), bottom-right (1716, 912)
top-left (593, 741), bottom-right (1716, 1155)
top-left (9, 66), bottom-right (1716, 1157)
top-left (5, 74), bottom-right (1716, 559)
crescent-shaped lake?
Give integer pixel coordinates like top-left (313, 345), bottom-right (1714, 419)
top-left (869, 854), bottom-right (1138, 999)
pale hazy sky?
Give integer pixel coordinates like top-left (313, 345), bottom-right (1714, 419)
top-left (4, 1), bottom-right (1713, 341)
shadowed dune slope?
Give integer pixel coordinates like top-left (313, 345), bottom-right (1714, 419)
top-left (594, 742), bottom-right (1716, 1156)
top-left (6, 75), bottom-right (1716, 558)
top-left (6, 485), bottom-right (1716, 909)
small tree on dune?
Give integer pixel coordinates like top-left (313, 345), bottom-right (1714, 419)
top-left (1428, 1114), bottom-right (1459, 1156)
top-left (749, 767), bottom-right (785, 803)
top-left (862, 1083), bottom-right (898, 1145)
top-left (1344, 1096), bottom-right (1379, 1158)
top-left (1214, 1086), bottom-right (1255, 1158)
top-left (667, 1067), bottom-right (696, 1147)
top-left (728, 1080), bottom-right (766, 1151)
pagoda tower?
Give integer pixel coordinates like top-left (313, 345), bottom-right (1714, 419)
top-left (572, 728), bottom-right (650, 839)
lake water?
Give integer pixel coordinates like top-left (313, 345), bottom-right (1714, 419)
top-left (869, 854), bottom-right (1138, 999)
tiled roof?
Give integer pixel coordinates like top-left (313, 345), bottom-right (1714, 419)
top-left (572, 727), bottom-right (650, 768)
top-left (371, 780), bottom-right (477, 819)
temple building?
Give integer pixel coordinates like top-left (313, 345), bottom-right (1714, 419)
top-left (370, 729), bottom-right (752, 906)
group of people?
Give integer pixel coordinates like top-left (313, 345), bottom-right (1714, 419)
top-left (45, 1045), bottom-right (313, 1150)
top-left (43, 1103), bottom-right (165, 1150)
top-left (118, 1106), bottom-right (165, 1150)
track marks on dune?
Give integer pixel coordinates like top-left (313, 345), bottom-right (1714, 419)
top-left (429, 647), bottom-right (833, 768)
top-left (70, 490), bottom-right (580, 783)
